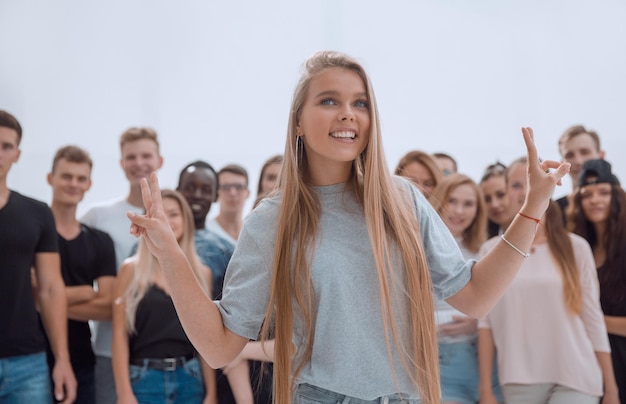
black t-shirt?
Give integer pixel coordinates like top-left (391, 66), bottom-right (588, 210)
top-left (45, 224), bottom-right (116, 370)
top-left (129, 285), bottom-right (195, 360)
top-left (0, 191), bottom-right (58, 358)
top-left (597, 263), bottom-right (626, 404)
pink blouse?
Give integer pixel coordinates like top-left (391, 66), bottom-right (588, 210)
top-left (478, 233), bottom-right (610, 396)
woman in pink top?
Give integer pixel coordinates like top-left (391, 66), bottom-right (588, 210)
top-left (477, 200), bottom-right (618, 403)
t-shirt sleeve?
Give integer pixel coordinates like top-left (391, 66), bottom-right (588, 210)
top-left (407, 181), bottom-right (474, 300)
top-left (214, 219), bottom-right (273, 340)
top-left (79, 207), bottom-right (97, 227)
top-left (96, 230), bottom-right (117, 278)
top-left (37, 204), bottom-right (59, 253)
top-left (573, 235), bottom-right (611, 352)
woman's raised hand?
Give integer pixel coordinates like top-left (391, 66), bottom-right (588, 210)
top-left (521, 127), bottom-right (570, 216)
top-left (127, 172), bottom-right (178, 257)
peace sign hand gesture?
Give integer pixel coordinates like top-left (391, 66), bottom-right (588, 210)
top-left (520, 127), bottom-right (570, 218)
top-left (127, 172), bottom-right (178, 258)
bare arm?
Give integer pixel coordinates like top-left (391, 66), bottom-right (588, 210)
top-left (111, 262), bottom-right (138, 403)
top-left (65, 285), bottom-right (96, 305)
top-left (241, 340), bottom-right (275, 362)
top-left (605, 316), bottom-right (626, 337)
top-left (201, 358), bottom-right (217, 404)
top-left (447, 128), bottom-right (570, 318)
top-left (595, 351), bottom-right (619, 404)
top-left (35, 252), bottom-right (77, 404)
top-left (127, 173), bottom-right (248, 368)
top-left (477, 328), bottom-right (498, 404)
top-left (67, 276), bottom-right (115, 321)
top-left (225, 361), bottom-right (254, 404)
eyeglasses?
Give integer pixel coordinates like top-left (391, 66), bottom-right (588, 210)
top-left (219, 183), bottom-right (248, 192)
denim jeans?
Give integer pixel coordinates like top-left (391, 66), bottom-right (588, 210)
top-left (294, 383), bottom-right (421, 404)
top-left (438, 340), bottom-right (503, 404)
top-left (130, 356), bottom-right (205, 404)
top-left (0, 351), bottom-right (52, 403)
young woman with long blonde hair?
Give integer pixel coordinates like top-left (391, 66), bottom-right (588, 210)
top-left (112, 190), bottom-right (227, 403)
top-left (126, 51), bottom-right (570, 404)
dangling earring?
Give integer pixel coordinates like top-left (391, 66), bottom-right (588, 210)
top-left (295, 135), bottom-right (303, 168)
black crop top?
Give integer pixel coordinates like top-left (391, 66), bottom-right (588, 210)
top-left (129, 285), bottom-right (196, 360)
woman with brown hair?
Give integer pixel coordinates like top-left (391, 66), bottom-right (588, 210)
top-left (394, 150), bottom-right (443, 201)
top-left (569, 159), bottom-right (626, 403)
top-left (127, 51), bottom-right (569, 404)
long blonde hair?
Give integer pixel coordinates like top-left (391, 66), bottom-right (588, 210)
top-left (260, 51), bottom-right (439, 404)
top-left (124, 189), bottom-right (209, 332)
top-left (431, 173), bottom-right (487, 253)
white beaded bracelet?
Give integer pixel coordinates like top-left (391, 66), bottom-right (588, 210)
top-left (500, 234), bottom-right (530, 258)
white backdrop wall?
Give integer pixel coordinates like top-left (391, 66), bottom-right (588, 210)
top-left (1, 0), bottom-right (625, 216)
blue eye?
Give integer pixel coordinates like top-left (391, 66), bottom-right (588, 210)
top-left (354, 100), bottom-right (369, 108)
top-left (320, 98), bottom-right (336, 105)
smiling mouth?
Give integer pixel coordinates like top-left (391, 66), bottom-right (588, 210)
top-left (330, 131), bottom-right (356, 139)
top-left (190, 203), bottom-right (204, 211)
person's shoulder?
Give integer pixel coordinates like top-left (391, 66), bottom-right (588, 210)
top-left (391, 174), bottom-right (413, 191)
top-left (9, 190), bottom-right (49, 210)
top-left (196, 228), bottom-right (232, 247)
top-left (80, 223), bottom-right (115, 244)
top-left (245, 194), bottom-right (280, 224)
top-left (82, 196), bottom-right (128, 214)
top-left (568, 232), bottom-right (592, 251)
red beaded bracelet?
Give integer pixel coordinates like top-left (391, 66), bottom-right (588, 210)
top-left (518, 211), bottom-right (541, 224)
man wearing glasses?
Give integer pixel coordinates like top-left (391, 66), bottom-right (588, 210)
top-left (207, 164), bottom-right (250, 247)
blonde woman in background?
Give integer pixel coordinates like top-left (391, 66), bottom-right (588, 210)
top-left (112, 190), bottom-right (252, 404)
top-left (431, 173), bottom-right (500, 404)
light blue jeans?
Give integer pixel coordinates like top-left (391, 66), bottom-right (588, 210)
top-left (0, 351), bottom-right (52, 403)
top-left (130, 356), bottom-right (205, 404)
top-left (294, 383), bottom-right (421, 404)
top-left (439, 340), bottom-right (503, 404)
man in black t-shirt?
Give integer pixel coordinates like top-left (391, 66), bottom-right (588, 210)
top-left (0, 110), bottom-right (76, 403)
top-left (45, 145), bottom-right (117, 403)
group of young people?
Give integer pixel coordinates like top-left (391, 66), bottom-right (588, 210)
top-left (1, 50), bottom-right (623, 404)
top-left (393, 127), bottom-right (625, 403)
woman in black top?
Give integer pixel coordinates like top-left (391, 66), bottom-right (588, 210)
top-left (568, 159), bottom-right (626, 403)
top-left (112, 190), bottom-right (221, 404)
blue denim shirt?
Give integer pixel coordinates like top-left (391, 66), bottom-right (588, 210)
top-left (195, 229), bottom-right (234, 299)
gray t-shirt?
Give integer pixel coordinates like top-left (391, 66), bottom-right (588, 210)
top-left (215, 178), bottom-right (473, 400)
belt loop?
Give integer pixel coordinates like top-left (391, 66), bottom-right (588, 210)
top-left (381, 397), bottom-right (389, 404)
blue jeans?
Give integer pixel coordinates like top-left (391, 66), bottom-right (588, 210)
top-left (294, 383), bottom-right (421, 404)
top-left (0, 351), bottom-right (52, 403)
top-left (439, 340), bottom-right (503, 404)
top-left (130, 357), bottom-right (205, 404)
